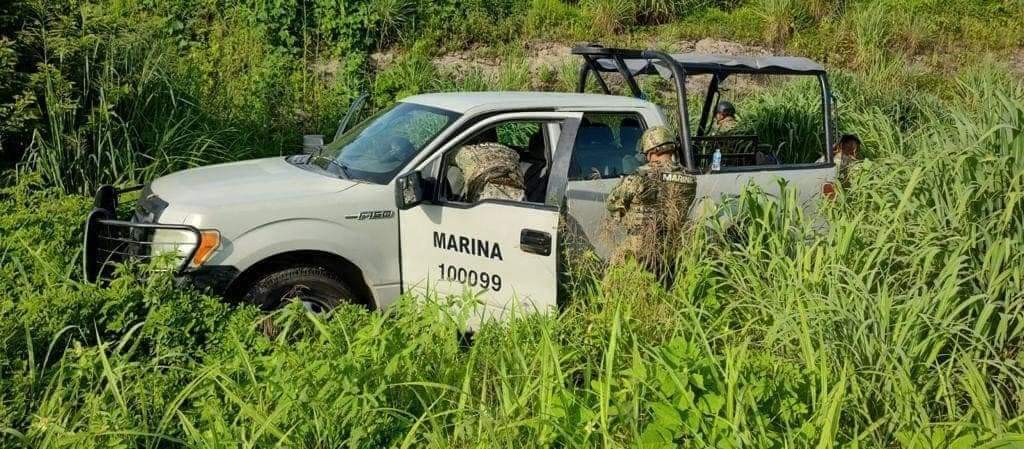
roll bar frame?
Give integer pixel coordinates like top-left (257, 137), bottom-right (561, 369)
top-left (572, 45), bottom-right (836, 170)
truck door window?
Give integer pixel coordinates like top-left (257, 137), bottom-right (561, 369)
top-left (567, 113), bottom-right (645, 180)
top-left (442, 120), bottom-right (550, 204)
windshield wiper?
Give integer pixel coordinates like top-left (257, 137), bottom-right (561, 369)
top-left (334, 161), bottom-right (352, 179)
top-left (310, 154), bottom-right (351, 179)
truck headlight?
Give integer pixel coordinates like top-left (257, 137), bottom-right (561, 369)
top-left (150, 229), bottom-right (220, 269)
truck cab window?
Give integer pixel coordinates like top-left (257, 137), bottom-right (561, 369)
top-left (442, 121), bottom-right (549, 204)
top-left (568, 113), bottom-right (645, 180)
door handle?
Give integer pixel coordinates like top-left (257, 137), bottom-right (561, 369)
top-left (520, 229), bottom-right (552, 256)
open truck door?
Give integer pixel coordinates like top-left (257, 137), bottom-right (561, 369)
top-left (396, 112), bottom-right (583, 328)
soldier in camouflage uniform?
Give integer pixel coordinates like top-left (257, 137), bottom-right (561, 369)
top-left (816, 134), bottom-right (860, 183)
top-left (453, 142), bottom-right (525, 202)
top-left (712, 101), bottom-right (737, 135)
top-left (606, 126), bottom-right (697, 279)
top-left (832, 134), bottom-right (860, 183)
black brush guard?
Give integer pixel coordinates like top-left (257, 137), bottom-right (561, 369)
top-left (83, 184), bottom-right (201, 282)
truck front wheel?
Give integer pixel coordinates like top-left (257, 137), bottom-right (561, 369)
top-left (241, 266), bottom-right (354, 313)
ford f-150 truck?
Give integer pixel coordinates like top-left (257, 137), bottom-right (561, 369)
top-left (84, 46), bottom-right (840, 324)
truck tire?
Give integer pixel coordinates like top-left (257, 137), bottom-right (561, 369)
top-left (241, 266), bottom-right (354, 313)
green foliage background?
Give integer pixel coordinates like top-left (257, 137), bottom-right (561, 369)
top-left (1, 0), bottom-right (1023, 447)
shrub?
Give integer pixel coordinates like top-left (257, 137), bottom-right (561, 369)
top-left (0, 38), bottom-right (37, 165)
top-left (635, 0), bottom-right (713, 24)
top-left (800, 0), bottom-right (840, 21)
top-left (12, 3), bottom-right (375, 194)
top-left (754, 0), bottom-right (806, 48)
top-left (524, 0), bottom-right (584, 39)
top-left (365, 0), bottom-right (419, 48)
top-left (17, 7), bottom-right (248, 194)
top-left (371, 44), bottom-right (441, 107)
top-left (665, 5), bottom-right (764, 42)
top-left (582, 0), bottom-right (638, 36)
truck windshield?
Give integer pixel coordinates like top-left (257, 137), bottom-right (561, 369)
top-left (313, 102), bottom-right (459, 184)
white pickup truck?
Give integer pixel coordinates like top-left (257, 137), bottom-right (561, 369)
top-left (84, 46), bottom-right (839, 322)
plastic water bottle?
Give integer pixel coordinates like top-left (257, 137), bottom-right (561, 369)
top-left (711, 149), bottom-right (722, 172)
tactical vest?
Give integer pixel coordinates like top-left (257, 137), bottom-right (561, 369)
top-left (455, 143), bottom-right (525, 202)
top-left (619, 161), bottom-right (696, 235)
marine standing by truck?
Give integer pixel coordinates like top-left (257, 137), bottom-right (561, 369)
top-left (606, 126), bottom-right (697, 281)
top-left (712, 101), bottom-right (738, 135)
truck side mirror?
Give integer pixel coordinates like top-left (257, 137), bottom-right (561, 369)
top-left (302, 135), bottom-right (325, 154)
top-left (396, 171), bottom-right (425, 210)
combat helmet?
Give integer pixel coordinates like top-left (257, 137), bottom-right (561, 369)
top-left (716, 101), bottom-right (736, 116)
top-left (639, 126), bottom-right (677, 154)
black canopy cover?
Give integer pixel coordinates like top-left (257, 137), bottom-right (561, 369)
top-left (590, 53), bottom-right (826, 76)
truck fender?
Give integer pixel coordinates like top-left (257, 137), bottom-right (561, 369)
top-left (220, 218), bottom-right (393, 306)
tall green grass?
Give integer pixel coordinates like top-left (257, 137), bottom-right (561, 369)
top-left (7, 0), bottom-right (1019, 193)
top-left (15, 6), bottom-right (243, 194)
top-left (754, 0), bottom-right (803, 48)
top-left (2, 63), bottom-right (1022, 447)
top-left (691, 85), bottom-right (1024, 445)
top-left (11, 3), bottom-right (366, 194)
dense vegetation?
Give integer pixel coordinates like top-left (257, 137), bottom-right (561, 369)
top-left (1, 0), bottom-right (1022, 447)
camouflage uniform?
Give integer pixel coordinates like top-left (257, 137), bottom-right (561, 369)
top-left (606, 127), bottom-right (697, 276)
top-left (816, 150), bottom-right (857, 178)
top-left (713, 116), bottom-right (737, 135)
top-left (834, 151), bottom-right (857, 184)
top-left (453, 142), bottom-right (525, 202)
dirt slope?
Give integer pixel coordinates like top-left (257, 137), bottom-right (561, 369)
top-left (370, 38), bottom-right (772, 87)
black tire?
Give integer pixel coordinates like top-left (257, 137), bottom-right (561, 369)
top-left (241, 266), bottom-right (354, 313)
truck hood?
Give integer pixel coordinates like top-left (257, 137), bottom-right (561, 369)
top-left (150, 157), bottom-right (358, 210)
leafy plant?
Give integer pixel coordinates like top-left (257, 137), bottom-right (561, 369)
top-left (366, 0), bottom-right (418, 48)
top-left (755, 0), bottom-right (805, 48)
top-left (0, 38), bottom-right (37, 164)
top-left (583, 0), bottom-right (638, 36)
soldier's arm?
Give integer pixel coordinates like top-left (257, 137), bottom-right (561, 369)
top-left (606, 176), bottom-right (639, 216)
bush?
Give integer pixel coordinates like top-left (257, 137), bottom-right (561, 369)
top-left (15, 6), bottom-right (247, 194)
top-left (371, 44), bottom-right (441, 107)
top-left (582, 0), bottom-right (638, 36)
top-left (0, 38), bottom-right (37, 165)
top-left (524, 0), bottom-right (585, 39)
top-left (9, 3), bottom-right (374, 194)
top-left (636, 0), bottom-right (715, 24)
top-left (754, 0), bottom-right (809, 48)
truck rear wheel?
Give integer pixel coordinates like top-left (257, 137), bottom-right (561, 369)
top-left (241, 266), bottom-right (354, 313)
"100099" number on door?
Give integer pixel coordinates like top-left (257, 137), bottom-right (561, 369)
top-left (437, 264), bottom-right (502, 291)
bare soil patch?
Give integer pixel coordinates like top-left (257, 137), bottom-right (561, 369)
top-left (430, 41), bottom-right (575, 83)
top-left (1012, 48), bottom-right (1024, 78)
top-left (367, 38), bottom-right (773, 88)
